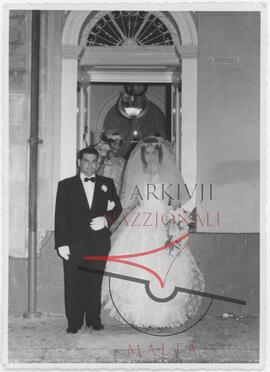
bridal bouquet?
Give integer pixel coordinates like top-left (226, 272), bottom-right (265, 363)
top-left (164, 206), bottom-right (193, 257)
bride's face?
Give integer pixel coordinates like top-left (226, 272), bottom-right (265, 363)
top-left (144, 146), bottom-right (159, 167)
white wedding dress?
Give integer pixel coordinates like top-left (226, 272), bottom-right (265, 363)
top-left (102, 172), bottom-right (205, 328)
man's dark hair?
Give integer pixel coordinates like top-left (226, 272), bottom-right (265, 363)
top-left (78, 146), bottom-right (98, 160)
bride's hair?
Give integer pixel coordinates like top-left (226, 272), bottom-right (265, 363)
top-left (121, 135), bottom-right (190, 208)
top-left (140, 137), bottom-right (163, 168)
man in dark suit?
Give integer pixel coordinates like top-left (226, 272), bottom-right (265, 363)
top-left (55, 146), bottom-right (122, 333)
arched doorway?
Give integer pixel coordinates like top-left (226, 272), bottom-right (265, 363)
top-left (60, 10), bottom-right (197, 209)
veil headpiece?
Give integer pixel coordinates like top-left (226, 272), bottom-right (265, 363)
top-left (121, 136), bottom-right (190, 208)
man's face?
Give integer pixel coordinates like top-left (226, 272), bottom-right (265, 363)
top-left (110, 140), bottom-right (121, 154)
top-left (78, 153), bottom-right (98, 177)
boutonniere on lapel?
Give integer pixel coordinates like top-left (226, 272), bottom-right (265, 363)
top-left (101, 184), bottom-right (108, 192)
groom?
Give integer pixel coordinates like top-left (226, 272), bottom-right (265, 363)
top-left (54, 146), bottom-right (122, 333)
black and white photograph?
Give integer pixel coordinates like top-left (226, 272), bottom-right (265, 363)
top-left (1, 0), bottom-right (267, 369)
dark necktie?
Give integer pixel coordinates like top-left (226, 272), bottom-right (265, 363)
top-left (84, 177), bottom-right (96, 183)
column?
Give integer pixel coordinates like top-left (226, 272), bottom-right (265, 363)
top-left (172, 67), bottom-right (181, 168)
top-left (60, 45), bottom-right (84, 179)
top-left (181, 55), bottom-right (197, 211)
top-left (77, 69), bottom-right (91, 149)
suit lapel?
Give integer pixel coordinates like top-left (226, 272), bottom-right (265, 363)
top-left (74, 174), bottom-right (91, 212)
top-left (90, 175), bottom-right (102, 212)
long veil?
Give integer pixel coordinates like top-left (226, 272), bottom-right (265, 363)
top-left (120, 136), bottom-right (191, 209)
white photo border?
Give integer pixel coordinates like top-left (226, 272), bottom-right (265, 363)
top-left (1, 1), bottom-right (268, 371)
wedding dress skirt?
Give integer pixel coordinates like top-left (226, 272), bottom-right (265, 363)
top-left (102, 183), bottom-right (205, 328)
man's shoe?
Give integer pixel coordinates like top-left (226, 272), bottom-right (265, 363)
top-left (92, 323), bottom-right (104, 331)
top-left (86, 322), bottom-right (104, 330)
top-left (66, 326), bottom-right (79, 334)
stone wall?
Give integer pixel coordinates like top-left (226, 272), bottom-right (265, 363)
top-left (9, 10), bottom-right (32, 257)
top-left (9, 10), bottom-right (64, 257)
top-left (196, 12), bottom-right (260, 233)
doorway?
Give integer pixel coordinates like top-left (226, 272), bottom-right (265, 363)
top-left (61, 10), bottom-right (197, 210)
top-left (77, 82), bottom-right (173, 159)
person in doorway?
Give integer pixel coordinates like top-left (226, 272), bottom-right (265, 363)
top-left (95, 131), bottom-right (126, 195)
top-left (54, 146), bottom-right (122, 333)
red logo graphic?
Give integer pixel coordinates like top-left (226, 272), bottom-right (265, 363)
top-left (84, 232), bottom-right (189, 288)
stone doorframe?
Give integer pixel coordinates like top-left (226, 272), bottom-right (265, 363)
top-left (60, 11), bottom-right (197, 210)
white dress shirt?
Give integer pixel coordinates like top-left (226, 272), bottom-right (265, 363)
top-left (80, 172), bottom-right (96, 209)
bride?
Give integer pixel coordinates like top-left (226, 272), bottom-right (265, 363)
top-left (102, 136), bottom-right (205, 328)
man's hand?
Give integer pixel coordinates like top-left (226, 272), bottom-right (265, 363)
top-left (57, 245), bottom-right (70, 261)
top-left (90, 216), bottom-right (108, 231)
